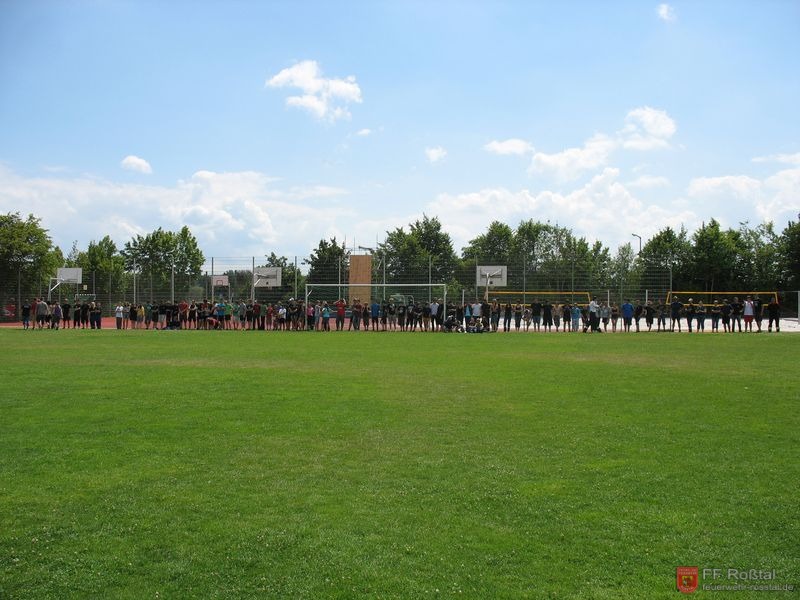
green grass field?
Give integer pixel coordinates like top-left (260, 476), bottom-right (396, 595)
top-left (1, 329), bottom-right (798, 599)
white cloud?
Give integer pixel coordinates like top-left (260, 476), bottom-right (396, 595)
top-left (429, 168), bottom-right (696, 251)
top-left (120, 155), bottom-right (152, 174)
top-left (527, 107), bottom-right (676, 181)
top-left (657, 3), bottom-right (676, 23)
top-left (529, 133), bottom-right (615, 181)
top-left (759, 167), bottom-right (800, 221)
top-left (356, 128), bottom-right (372, 137)
top-left (687, 175), bottom-right (761, 200)
top-left (0, 164), bottom-right (351, 257)
top-left (620, 106), bottom-right (676, 150)
top-left (484, 139), bottom-right (534, 156)
top-left (627, 175), bottom-right (670, 189)
top-left (425, 146), bottom-right (447, 163)
top-left (752, 152), bottom-right (800, 166)
top-left (266, 60), bottom-right (362, 122)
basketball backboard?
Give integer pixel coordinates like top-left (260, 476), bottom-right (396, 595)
top-left (476, 265), bottom-right (508, 287)
top-left (254, 267), bottom-right (281, 288)
top-left (57, 267), bottom-right (83, 284)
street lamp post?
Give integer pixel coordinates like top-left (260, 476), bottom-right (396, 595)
top-left (631, 233), bottom-right (642, 254)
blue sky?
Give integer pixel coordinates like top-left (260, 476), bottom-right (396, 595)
top-left (1, 0), bottom-right (798, 259)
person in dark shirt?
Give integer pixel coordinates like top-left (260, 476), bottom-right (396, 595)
top-left (633, 300), bottom-right (644, 332)
top-left (91, 302), bottom-right (102, 329)
top-left (490, 300), bottom-right (501, 332)
top-left (542, 300), bottom-right (554, 332)
top-left (730, 297), bottom-right (743, 333)
top-left (670, 297), bottom-right (683, 332)
top-left (753, 296), bottom-right (764, 333)
top-left (644, 301), bottom-right (655, 332)
top-left (695, 301), bottom-right (706, 332)
top-left (710, 299), bottom-right (721, 332)
top-left (530, 300), bottom-right (542, 332)
top-left (720, 300), bottom-right (732, 332)
top-left (21, 299), bottom-right (32, 330)
top-left (157, 302), bottom-right (167, 330)
top-left (396, 302), bottom-right (406, 331)
top-left (655, 301), bottom-right (666, 332)
top-left (421, 302), bottom-right (431, 331)
top-left (80, 302), bottom-right (90, 329)
top-left (767, 297), bottom-right (781, 332)
top-left (60, 302), bottom-right (71, 329)
top-left (150, 303), bottom-right (159, 329)
top-left (685, 299), bottom-right (695, 333)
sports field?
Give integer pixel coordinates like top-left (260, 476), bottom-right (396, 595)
top-left (1, 330), bottom-right (798, 598)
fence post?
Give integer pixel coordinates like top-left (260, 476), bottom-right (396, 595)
top-left (17, 268), bottom-right (21, 323)
top-left (523, 253), bottom-right (527, 305)
top-left (428, 255), bottom-right (432, 302)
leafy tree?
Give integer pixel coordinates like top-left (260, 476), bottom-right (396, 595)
top-left (734, 221), bottom-right (781, 290)
top-left (513, 221), bottom-right (561, 267)
top-left (121, 226), bottom-right (204, 281)
top-left (462, 221), bottom-right (514, 263)
top-left (380, 227), bottom-right (427, 283)
top-left (689, 219), bottom-right (739, 291)
top-left (304, 237), bottom-right (349, 284)
top-left (639, 226), bottom-right (692, 292)
top-left (778, 219), bottom-right (800, 290)
top-left (0, 212), bottom-right (61, 294)
top-left (535, 225), bottom-right (581, 293)
top-left (76, 235), bottom-right (126, 297)
top-left (379, 215), bottom-right (457, 284)
top-left (408, 215), bottom-right (458, 282)
top-left (609, 243), bottom-right (640, 302)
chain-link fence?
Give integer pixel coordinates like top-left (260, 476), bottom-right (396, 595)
top-left (2, 254), bottom-right (798, 322)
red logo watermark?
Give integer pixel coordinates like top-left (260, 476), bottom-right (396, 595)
top-left (677, 567), bottom-right (699, 594)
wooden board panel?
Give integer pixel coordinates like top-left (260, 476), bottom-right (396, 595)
top-left (349, 255), bottom-right (372, 306)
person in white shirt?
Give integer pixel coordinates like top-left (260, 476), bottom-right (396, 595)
top-left (115, 304), bottom-right (125, 330)
top-left (743, 295), bottom-right (755, 332)
top-left (588, 297), bottom-right (601, 333)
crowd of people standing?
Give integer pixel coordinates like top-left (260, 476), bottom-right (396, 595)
top-left (19, 298), bottom-right (103, 330)
top-left (16, 294), bottom-right (783, 334)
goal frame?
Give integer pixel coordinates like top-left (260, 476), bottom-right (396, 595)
top-left (666, 290), bottom-right (779, 306)
top-left (487, 290), bottom-right (592, 304)
top-left (305, 282), bottom-right (448, 309)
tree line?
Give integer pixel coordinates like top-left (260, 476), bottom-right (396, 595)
top-left (304, 215), bottom-right (800, 298)
top-left (1, 212), bottom-right (798, 303)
